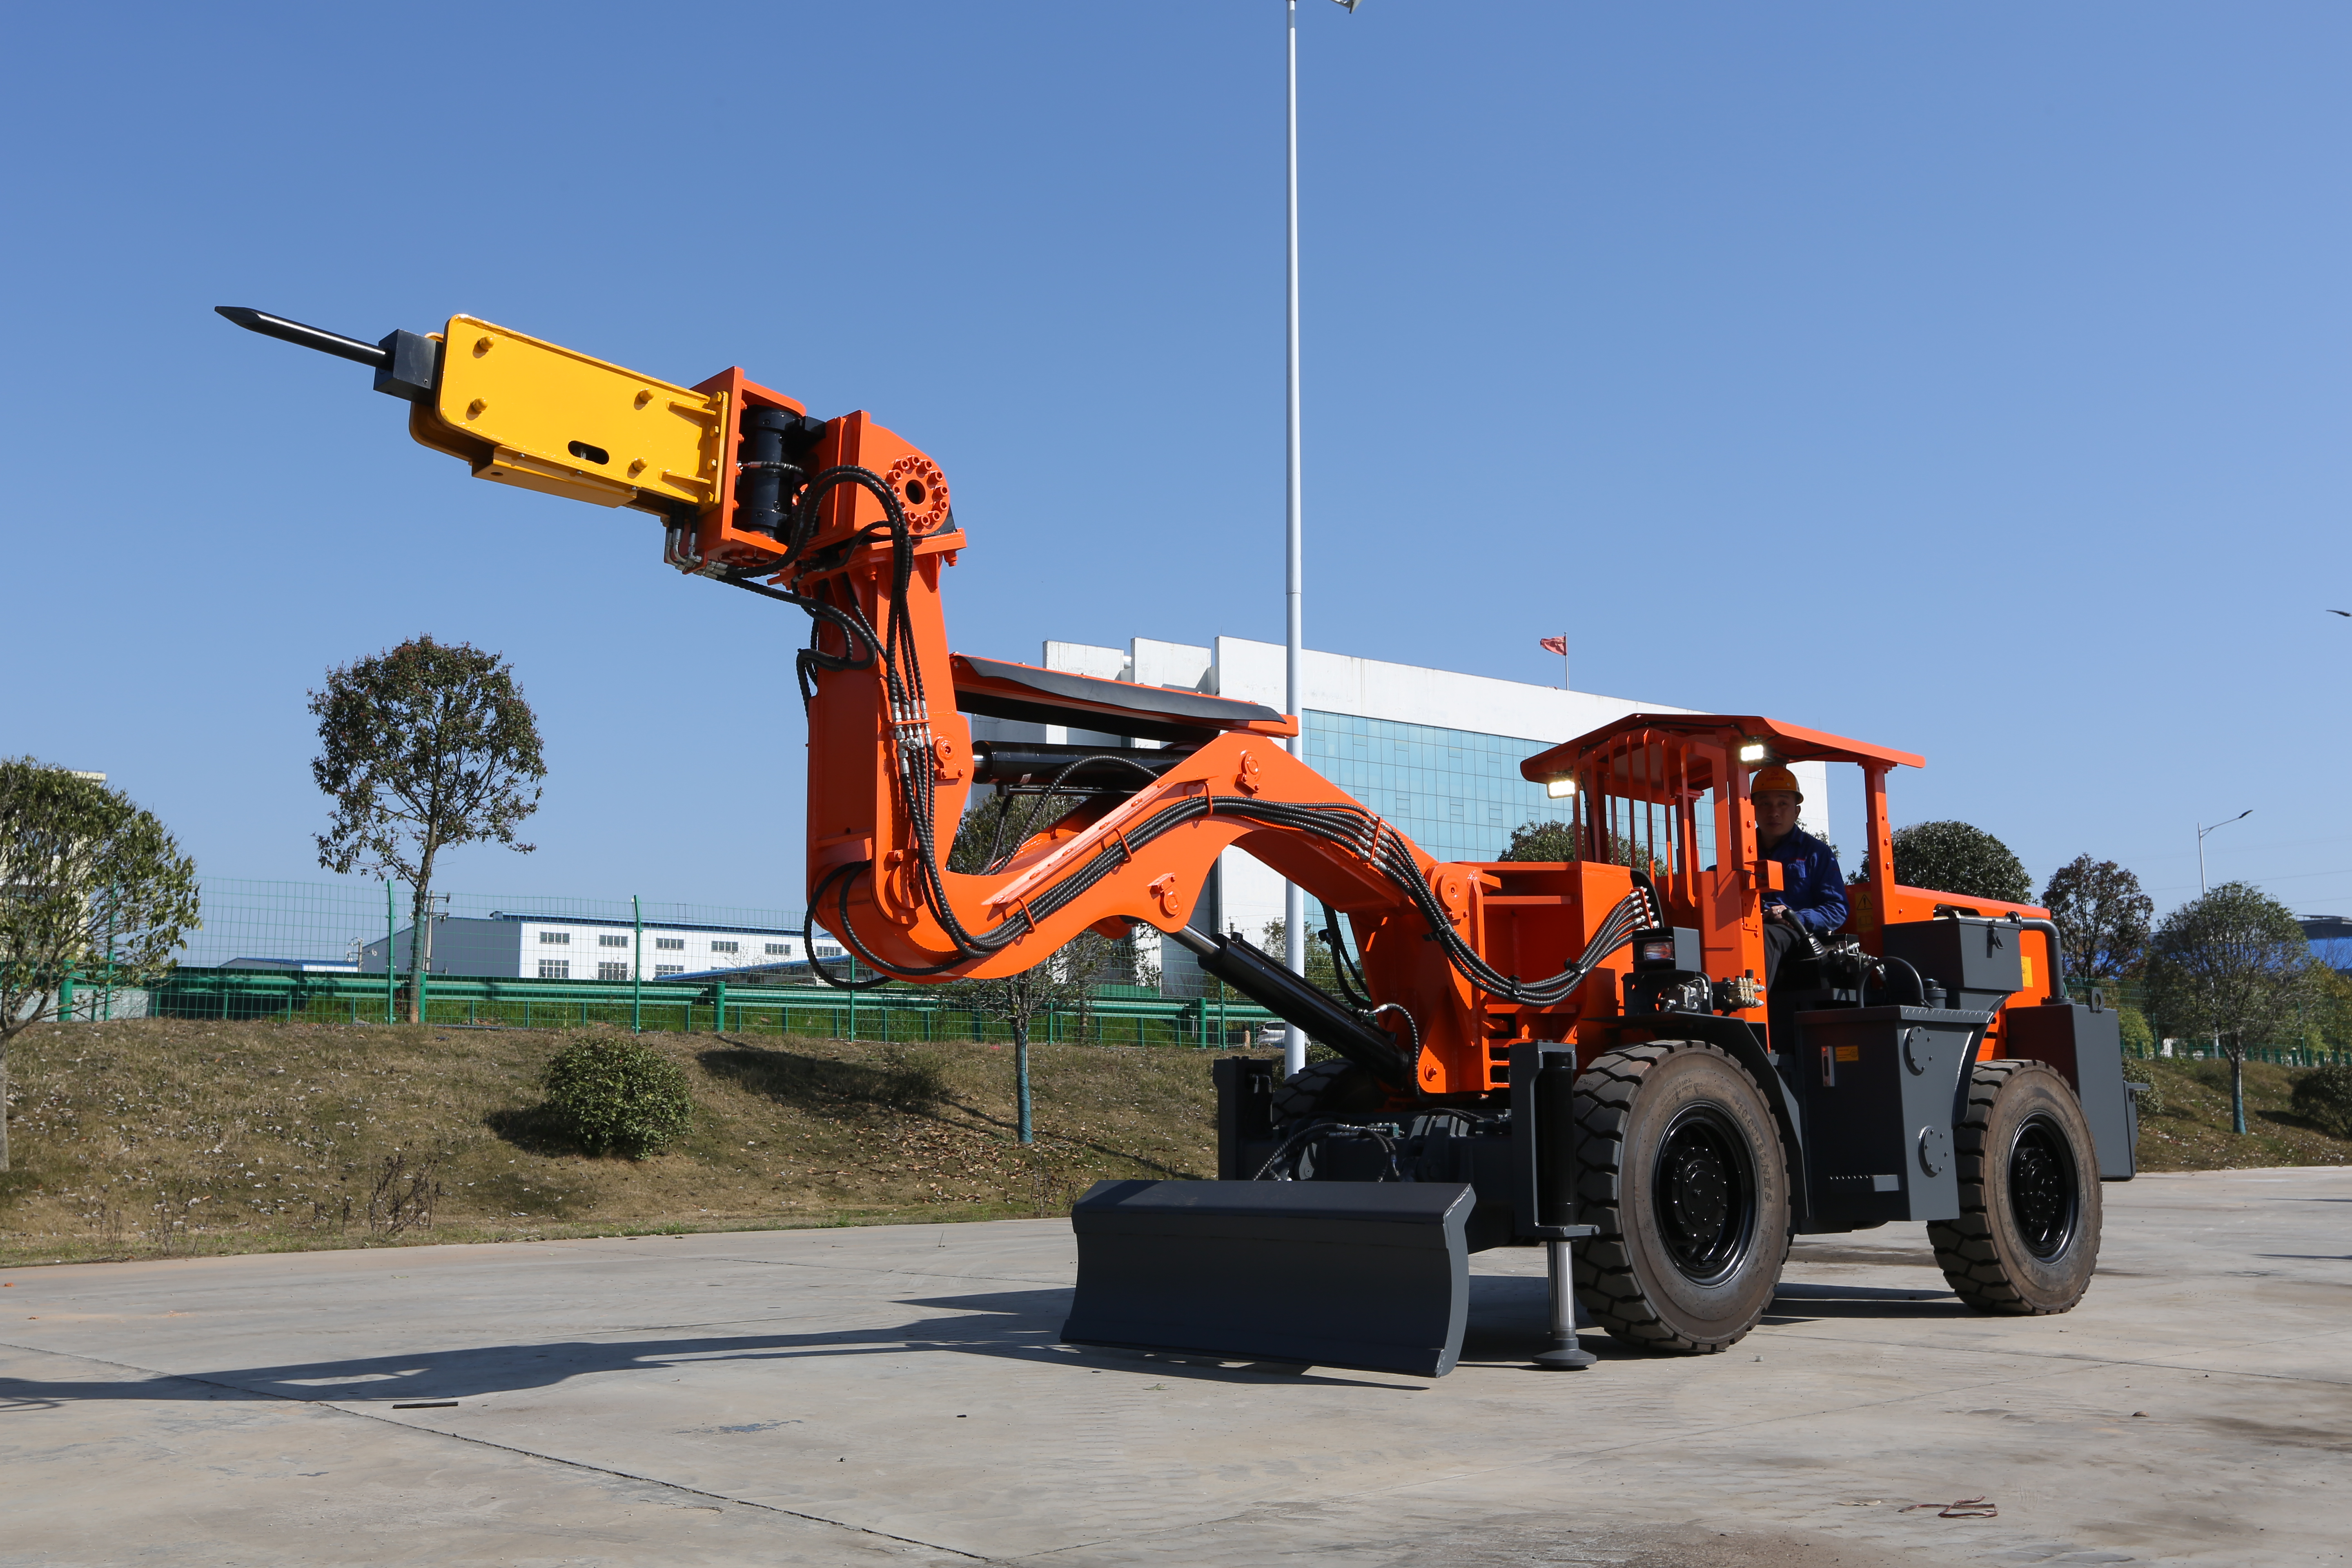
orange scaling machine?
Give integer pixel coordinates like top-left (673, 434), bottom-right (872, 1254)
top-left (220, 306), bottom-right (2137, 1378)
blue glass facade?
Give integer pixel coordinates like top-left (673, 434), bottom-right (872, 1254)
top-left (1302, 710), bottom-right (1570, 864)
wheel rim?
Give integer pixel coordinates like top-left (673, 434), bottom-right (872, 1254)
top-left (1651, 1103), bottom-right (1759, 1285)
top-left (2007, 1112), bottom-right (2080, 1260)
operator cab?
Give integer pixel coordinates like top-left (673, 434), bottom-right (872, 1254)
top-left (1517, 713), bottom-right (1927, 1020)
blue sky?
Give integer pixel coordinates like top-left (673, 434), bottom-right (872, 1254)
top-left (4, 2), bottom-right (2348, 921)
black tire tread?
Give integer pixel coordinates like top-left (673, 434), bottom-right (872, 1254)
top-left (1927, 1059), bottom-right (2090, 1315)
top-left (1270, 1058), bottom-right (1360, 1125)
top-left (1571, 1042), bottom-right (1786, 1354)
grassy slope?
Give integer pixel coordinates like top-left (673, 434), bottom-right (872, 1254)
top-left (3, 1023), bottom-right (2344, 1267)
top-left (0, 1018), bottom-right (1259, 1267)
top-left (2125, 1054), bottom-right (2352, 1172)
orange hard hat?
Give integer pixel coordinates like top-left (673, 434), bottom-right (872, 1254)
top-left (1751, 764), bottom-right (1803, 801)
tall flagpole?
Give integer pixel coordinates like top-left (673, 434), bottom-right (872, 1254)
top-left (1282, 0), bottom-right (1308, 1078)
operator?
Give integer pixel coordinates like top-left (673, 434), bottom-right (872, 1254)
top-left (1752, 764), bottom-right (1846, 987)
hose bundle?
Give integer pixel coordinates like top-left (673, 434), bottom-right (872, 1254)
top-left (731, 475), bottom-right (1661, 1005)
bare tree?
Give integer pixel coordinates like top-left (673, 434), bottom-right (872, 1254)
top-left (310, 637), bottom-right (544, 1020)
top-left (2143, 881), bottom-right (2316, 1135)
top-left (0, 761), bottom-right (198, 1171)
top-left (946, 785), bottom-right (1083, 875)
top-left (943, 956), bottom-right (1097, 1145)
top-left (1258, 915), bottom-right (1339, 992)
top-left (1062, 927), bottom-right (1159, 1042)
top-left (938, 788), bottom-right (1151, 1141)
top-left (2040, 855), bottom-right (2154, 985)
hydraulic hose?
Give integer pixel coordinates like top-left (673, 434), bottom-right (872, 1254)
top-left (744, 460), bottom-right (1659, 1008)
top-left (2013, 918), bottom-right (2069, 1004)
top-left (1879, 954), bottom-right (1929, 1008)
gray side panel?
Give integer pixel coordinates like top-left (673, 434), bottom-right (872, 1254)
top-left (1790, 1007), bottom-right (1985, 1227)
top-left (2004, 1002), bottom-right (2136, 1180)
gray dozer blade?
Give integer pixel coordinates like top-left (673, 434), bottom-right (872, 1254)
top-left (1061, 1179), bottom-right (1474, 1378)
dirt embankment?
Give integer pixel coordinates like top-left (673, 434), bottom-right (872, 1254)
top-left (0, 1018), bottom-right (1259, 1267)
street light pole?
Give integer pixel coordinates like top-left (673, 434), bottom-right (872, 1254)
top-left (2197, 810), bottom-right (2250, 896)
top-left (1281, 0), bottom-right (1308, 1077)
top-left (1279, 0), bottom-right (1357, 1080)
top-left (2196, 808), bottom-right (2250, 1073)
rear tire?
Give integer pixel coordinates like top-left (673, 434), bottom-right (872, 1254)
top-left (1269, 1058), bottom-right (1387, 1125)
top-left (1572, 1042), bottom-right (1791, 1354)
top-left (1929, 1060), bottom-right (2100, 1314)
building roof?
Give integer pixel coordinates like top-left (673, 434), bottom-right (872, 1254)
top-left (483, 911), bottom-right (829, 939)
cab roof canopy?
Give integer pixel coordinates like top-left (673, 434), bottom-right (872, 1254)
top-left (1519, 713), bottom-right (1924, 792)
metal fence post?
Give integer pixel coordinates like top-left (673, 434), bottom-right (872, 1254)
top-left (632, 894), bottom-right (643, 1033)
top-left (715, 978), bottom-right (728, 1035)
top-left (100, 884), bottom-right (116, 1021)
top-left (384, 879), bottom-right (396, 1024)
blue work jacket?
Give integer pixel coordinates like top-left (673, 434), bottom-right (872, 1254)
top-left (1761, 828), bottom-right (1847, 934)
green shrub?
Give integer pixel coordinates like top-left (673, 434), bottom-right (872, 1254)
top-left (541, 1035), bottom-right (693, 1157)
top-left (1890, 820), bottom-right (2031, 903)
top-left (2118, 1006), bottom-right (2154, 1059)
top-left (2290, 1061), bottom-right (2352, 1139)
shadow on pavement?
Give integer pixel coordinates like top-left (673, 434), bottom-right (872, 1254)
top-left (0, 1281), bottom-right (1427, 1409)
top-left (1764, 1279), bottom-right (1969, 1323)
top-left (1, 1266), bottom-right (2021, 1413)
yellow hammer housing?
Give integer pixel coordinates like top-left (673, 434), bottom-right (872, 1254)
top-left (410, 316), bottom-right (727, 512)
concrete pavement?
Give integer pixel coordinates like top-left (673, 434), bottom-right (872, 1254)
top-left (4, 1167), bottom-right (2348, 1566)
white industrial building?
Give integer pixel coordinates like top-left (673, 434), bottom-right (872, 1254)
top-left (968, 635), bottom-right (1827, 996)
top-left (361, 913), bottom-right (844, 981)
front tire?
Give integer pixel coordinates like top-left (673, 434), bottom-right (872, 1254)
top-left (1572, 1042), bottom-right (1792, 1353)
top-left (1929, 1061), bottom-right (2101, 1314)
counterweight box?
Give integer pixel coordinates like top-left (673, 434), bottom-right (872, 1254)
top-left (1788, 1005), bottom-right (1984, 1229)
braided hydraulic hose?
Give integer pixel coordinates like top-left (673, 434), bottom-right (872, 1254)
top-left (740, 454), bottom-right (1663, 1002)
top-left (976, 752), bottom-right (1167, 875)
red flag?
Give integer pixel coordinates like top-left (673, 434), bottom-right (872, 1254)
top-left (1538, 636), bottom-right (1567, 656)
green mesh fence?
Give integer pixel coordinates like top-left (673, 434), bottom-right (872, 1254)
top-left (48, 875), bottom-right (1275, 1047)
top-left (2057, 977), bottom-right (2344, 1066)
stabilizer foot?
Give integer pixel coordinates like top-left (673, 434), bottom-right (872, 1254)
top-left (1530, 1237), bottom-right (1595, 1370)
